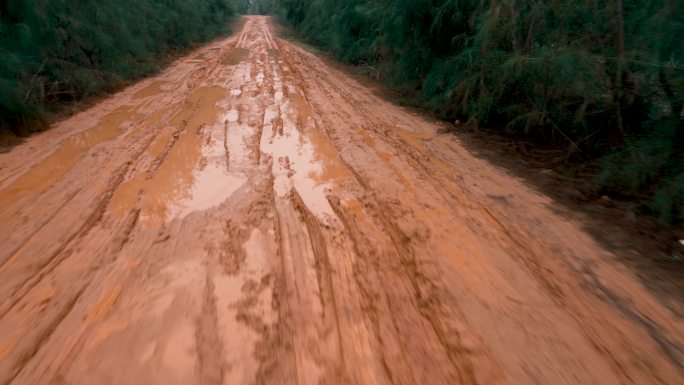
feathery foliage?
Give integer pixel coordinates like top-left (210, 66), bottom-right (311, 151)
top-left (267, 0), bottom-right (684, 225)
top-left (0, 0), bottom-right (244, 134)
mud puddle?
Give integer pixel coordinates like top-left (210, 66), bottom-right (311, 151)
top-left (260, 97), bottom-right (345, 220)
top-left (173, 163), bottom-right (245, 217)
top-left (222, 48), bottom-right (250, 65)
top-left (109, 86), bottom-right (232, 224)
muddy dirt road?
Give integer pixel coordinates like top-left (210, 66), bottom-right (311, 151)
top-left (0, 16), bottom-right (682, 385)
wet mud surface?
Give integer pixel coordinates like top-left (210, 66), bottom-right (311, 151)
top-left (0, 16), bottom-right (682, 385)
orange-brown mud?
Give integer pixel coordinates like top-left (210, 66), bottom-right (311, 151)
top-left (0, 16), bottom-right (682, 385)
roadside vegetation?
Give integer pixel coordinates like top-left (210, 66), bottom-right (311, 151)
top-left (0, 0), bottom-right (250, 135)
top-left (257, 0), bottom-right (684, 226)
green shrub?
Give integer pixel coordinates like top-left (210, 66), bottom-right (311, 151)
top-left (596, 117), bottom-right (683, 224)
top-left (0, 0), bottom-right (246, 134)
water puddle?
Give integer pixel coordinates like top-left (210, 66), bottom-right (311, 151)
top-left (122, 105), bottom-right (174, 141)
top-left (267, 49), bottom-right (280, 59)
top-left (303, 122), bottom-right (350, 183)
top-left (289, 92), bottom-right (349, 184)
top-left (109, 87), bottom-right (240, 225)
top-left (222, 48), bottom-right (250, 65)
top-left (261, 90), bottom-right (350, 220)
top-left (172, 163), bottom-right (245, 217)
top-left (272, 65), bottom-right (284, 102)
top-left (226, 110), bottom-right (239, 122)
top-left (185, 105), bottom-right (248, 214)
top-left (147, 126), bottom-right (176, 158)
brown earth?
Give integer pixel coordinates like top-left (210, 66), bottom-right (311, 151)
top-left (0, 16), bottom-right (682, 385)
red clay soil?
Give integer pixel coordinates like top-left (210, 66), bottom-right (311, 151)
top-left (0, 16), bottom-right (682, 385)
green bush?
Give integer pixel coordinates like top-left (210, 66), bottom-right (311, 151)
top-left (0, 0), bottom-right (245, 134)
top-left (596, 117), bottom-right (684, 224)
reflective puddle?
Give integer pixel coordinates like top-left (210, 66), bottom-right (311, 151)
top-left (109, 86), bottom-right (242, 225)
top-left (222, 48), bottom-right (250, 65)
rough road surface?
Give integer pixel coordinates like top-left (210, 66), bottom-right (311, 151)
top-left (0, 16), bottom-right (682, 385)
